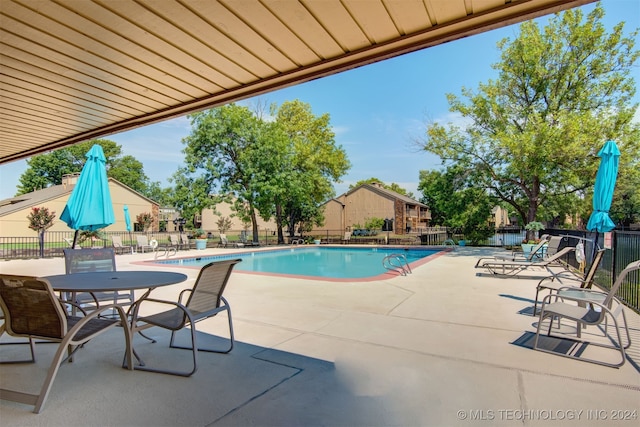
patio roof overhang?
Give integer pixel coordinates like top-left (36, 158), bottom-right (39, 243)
top-left (0, 0), bottom-right (595, 164)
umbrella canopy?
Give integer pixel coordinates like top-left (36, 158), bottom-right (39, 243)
top-left (60, 145), bottom-right (115, 245)
top-left (586, 140), bottom-right (620, 233)
top-left (124, 205), bottom-right (132, 232)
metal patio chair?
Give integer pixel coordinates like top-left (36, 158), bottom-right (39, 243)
top-left (111, 235), bottom-right (133, 254)
top-left (533, 259), bottom-right (639, 368)
top-left (0, 274), bottom-right (132, 413)
top-left (533, 248), bottom-right (606, 316)
top-left (63, 248), bottom-right (134, 311)
top-left (126, 259), bottom-right (241, 376)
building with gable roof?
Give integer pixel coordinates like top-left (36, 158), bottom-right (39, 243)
top-left (0, 174), bottom-right (159, 237)
top-left (315, 182), bottom-right (431, 235)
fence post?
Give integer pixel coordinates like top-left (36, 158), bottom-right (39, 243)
top-left (611, 231), bottom-right (617, 288)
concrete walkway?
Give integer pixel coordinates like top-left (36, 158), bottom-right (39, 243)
top-left (1, 246), bottom-right (638, 426)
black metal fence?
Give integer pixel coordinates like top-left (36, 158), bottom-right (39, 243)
top-left (2, 228), bottom-right (637, 312)
top-left (542, 229), bottom-right (640, 314)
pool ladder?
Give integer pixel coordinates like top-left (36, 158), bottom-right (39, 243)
top-left (382, 254), bottom-right (412, 276)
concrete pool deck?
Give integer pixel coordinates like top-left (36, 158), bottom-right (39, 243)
top-left (1, 246), bottom-right (638, 426)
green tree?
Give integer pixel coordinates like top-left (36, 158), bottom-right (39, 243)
top-left (177, 102), bottom-right (349, 244)
top-left (16, 139), bottom-right (163, 199)
top-left (27, 206), bottom-right (56, 258)
top-left (418, 166), bottom-right (495, 243)
top-left (609, 158), bottom-right (640, 228)
top-left (177, 104), bottom-right (263, 240)
top-left (349, 178), bottom-right (414, 199)
top-left (418, 5), bottom-right (639, 229)
top-left (136, 212), bottom-right (153, 232)
top-left (271, 100), bottom-right (350, 243)
top-left (216, 216), bottom-right (233, 234)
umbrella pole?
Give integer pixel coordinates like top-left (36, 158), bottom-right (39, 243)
top-left (72, 230), bottom-right (79, 248)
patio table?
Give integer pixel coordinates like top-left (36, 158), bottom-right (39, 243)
top-left (42, 270), bottom-right (188, 296)
top-left (42, 270), bottom-right (188, 316)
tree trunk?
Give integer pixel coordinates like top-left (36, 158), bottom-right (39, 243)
top-left (39, 230), bottom-right (45, 258)
top-left (275, 204), bottom-right (285, 244)
top-left (525, 178), bottom-right (540, 241)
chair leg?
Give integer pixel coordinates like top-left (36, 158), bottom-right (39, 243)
top-left (533, 309), bottom-right (627, 368)
top-left (131, 326), bottom-right (197, 377)
top-left (169, 305), bottom-right (234, 354)
top-left (0, 336), bottom-right (37, 364)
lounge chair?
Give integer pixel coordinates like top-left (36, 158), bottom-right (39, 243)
top-left (475, 244), bottom-right (575, 277)
top-left (533, 259), bottom-right (639, 367)
top-left (63, 237), bottom-right (81, 249)
top-left (126, 259), bottom-right (241, 376)
top-left (533, 248), bottom-right (606, 315)
top-left (239, 232), bottom-right (260, 247)
top-left (111, 235), bottom-right (133, 254)
top-left (341, 232), bottom-right (352, 244)
top-left (475, 234), bottom-right (554, 267)
top-left (179, 234), bottom-right (192, 250)
top-left (63, 248), bottom-right (134, 312)
top-left (0, 274), bottom-right (132, 413)
top-left (136, 235), bottom-right (155, 253)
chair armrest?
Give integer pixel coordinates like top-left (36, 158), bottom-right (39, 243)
top-left (58, 299), bottom-right (88, 316)
top-left (130, 297), bottom-right (190, 320)
top-left (541, 290), bottom-right (607, 308)
top-left (178, 288), bottom-right (193, 305)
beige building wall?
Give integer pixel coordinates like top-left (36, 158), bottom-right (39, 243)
top-left (343, 187), bottom-right (394, 229)
top-left (200, 201), bottom-right (277, 236)
top-left (492, 206), bottom-right (511, 228)
top-left (0, 180), bottom-right (157, 237)
top-left (0, 196), bottom-right (70, 236)
top-left (316, 199), bottom-right (344, 232)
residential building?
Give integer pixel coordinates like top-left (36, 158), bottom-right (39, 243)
top-left (314, 182), bottom-right (431, 234)
top-left (0, 174), bottom-right (159, 237)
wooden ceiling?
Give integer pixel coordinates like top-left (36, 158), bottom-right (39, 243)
top-left (0, 0), bottom-right (595, 164)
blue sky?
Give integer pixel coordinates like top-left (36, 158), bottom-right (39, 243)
top-left (1, 0), bottom-right (638, 201)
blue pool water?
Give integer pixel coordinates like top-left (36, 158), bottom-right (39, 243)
top-left (153, 247), bottom-right (441, 280)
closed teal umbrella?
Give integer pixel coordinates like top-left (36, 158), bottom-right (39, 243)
top-left (124, 205), bottom-right (132, 232)
top-left (586, 140), bottom-right (620, 233)
top-left (60, 144), bottom-right (115, 247)
top-left (124, 204), bottom-right (133, 248)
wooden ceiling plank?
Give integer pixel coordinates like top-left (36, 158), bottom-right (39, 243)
top-left (1, 110), bottom-right (91, 134)
top-left (0, 120), bottom-right (70, 139)
top-left (0, 70), bottom-right (150, 117)
top-left (221, 0), bottom-right (320, 66)
top-left (472, 0), bottom-right (508, 14)
top-left (95, 0), bottom-right (248, 87)
top-left (384, 0), bottom-right (433, 34)
top-left (0, 31), bottom-right (183, 106)
top-left (302, 0), bottom-right (370, 51)
top-left (143, 0), bottom-right (271, 81)
top-left (1, 86), bottom-right (126, 123)
top-left (187, 0), bottom-right (297, 72)
top-left (0, 98), bottom-right (101, 128)
top-left (426, 0), bottom-right (469, 24)
top-left (262, 0), bottom-right (343, 59)
top-left (4, 0), bottom-right (212, 98)
top-left (1, 54), bottom-right (171, 111)
top-left (0, 79), bottom-right (134, 121)
top-left (343, 0), bottom-right (400, 44)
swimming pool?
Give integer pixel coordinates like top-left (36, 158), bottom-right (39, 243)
top-left (150, 247), bottom-right (445, 281)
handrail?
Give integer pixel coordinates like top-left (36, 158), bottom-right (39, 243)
top-left (382, 253), bottom-right (412, 276)
top-left (154, 246), bottom-right (177, 259)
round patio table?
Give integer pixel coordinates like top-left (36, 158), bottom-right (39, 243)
top-left (42, 271), bottom-right (187, 293)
